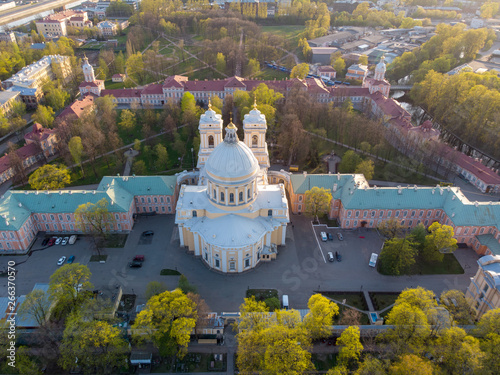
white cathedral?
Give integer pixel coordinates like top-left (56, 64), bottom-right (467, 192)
top-left (175, 102), bottom-right (289, 273)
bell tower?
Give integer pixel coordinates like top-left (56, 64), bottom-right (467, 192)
top-left (82, 55), bottom-right (95, 83)
top-left (374, 55), bottom-right (387, 81)
top-left (243, 99), bottom-right (270, 169)
top-left (197, 101), bottom-right (223, 169)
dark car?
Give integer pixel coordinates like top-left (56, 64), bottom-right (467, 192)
top-left (133, 255), bottom-right (145, 262)
top-left (47, 237), bottom-right (56, 246)
top-left (67, 255), bottom-right (75, 264)
top-left (142, 230), bottom-right (154, 237)
top-left (328, 233), bottom-right (334, 240)
top-left (336, 251), bottom-right (342, 262)
top-left (41, 238), bottom-right (49, 246)
top-left (337, 232), bottom-right (344, 241)
top-left (128, 261), bottom-right (142, 268)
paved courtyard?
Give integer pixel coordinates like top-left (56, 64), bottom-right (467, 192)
top-left (1, 213), bottom-right (480, 312)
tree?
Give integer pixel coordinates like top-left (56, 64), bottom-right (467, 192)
top-left (440, 289), bottom-right (473, 324)
top-left (397, 287), bottom-right (438, 314)
top-left (118, 109), bottom-right (136, 132)
top-left (359, 55), bottom-right (368, 65)
top-left (178, 274), bottom-right (197, 294)
top-left (45, 87), bottom-right (70, 112)
top-left (154, 143), bottom-right (168, 171)
top-left (303, 294), bottom-right (339, 339)
top-left (377, 219), bottom-right (406, 239)
top-left (7, 143), bottom-right (27, 184)
top-left (475, 308), bottom-right (500, 336)
top-left (49, 264), bottom-right (93, 312)
top-left (290, 63), bottom-right (310, 79)
top-left (379, 237), bottom-right (418, 275)
top-left (145, 281), bottom-right (167, 300)
top-left (59, 314), bottom-right (129, 374)
top-left (28, 164), bottom-right (71, 190)
top-left (74, 198), bottom-right (116, 254)
top-left (339, 309), bottom-right (362, 326)
top-left (389, 354), bottom-right (434, 375)
top-left (132, 289), bottom-right (197, 358)
top-left (32, 105), bottom-right (55, 128)
top-left (338, 150), bottom-right (362, 173)
top-left (481, 331), bottom-right (500, 374)
top-left (354, 356), bottom-right (386, 375)
top-left (18, 289), bottom-right (51, 327)
top-left (355, 159), bottom-right (374, 180)
top-left (337, 326), bottom-right (363, 369)
top-left (304, 186), bottom-right (333, 220)
top-left (125, 52), bottom-right (144, 84)
top-left (133, 138), bottom-right (141, 151)
top-left (422, 222), bottom-right (457, 262)
top-left (247, 58), bottom-right (260, 77)
top-left (384, 302), bottom-right (430, 356)
top-left (68, 136), bottom-right (85, 177)
top-left (433, 327), bottom-right (484, 374)
top-left (333, 58), bottom-right (346, 77)
top-left (216, 52), bottom-right (226, 74)
top-left (133, 160), bottom-right (146, 175)
top-left (264, 297), bottom-right (280, 311)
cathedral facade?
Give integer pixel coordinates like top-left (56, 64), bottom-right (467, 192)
top-left (175, 103), bottom-right (289, 273)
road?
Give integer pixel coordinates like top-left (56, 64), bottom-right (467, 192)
top-left (0, 0), bottom-right (80, 26)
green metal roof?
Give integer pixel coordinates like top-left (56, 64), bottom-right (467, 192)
top-left (289, 174), bottom-right (354, 195)
top-left (0, 193), bottom-right (34, 231)
top-left (477, 234), bottom-right (500, 255)
top-left (98, 176), bottom-right (177, 196)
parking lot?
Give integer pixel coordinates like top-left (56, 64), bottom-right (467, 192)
top-left (1, 213), bottom-right (480, 313)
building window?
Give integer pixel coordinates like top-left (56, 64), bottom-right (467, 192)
top-left (379, 211), bottom-right (383, 218)
top-left (245, 258), bottom-right (250, 267)
top-left (464, 228), bottom-right (469, 234)
top-left (50, 214), bottom-right (55, 221)
top-left (395, 211), bottom-right (400, 218)
top-left (355, 211), bottom-right (359, 218)
top-left (215, 259), bottom-right (220, 268)
top-left (230, 193), bottom-right (234, 203)
top-left (299, 195), bottom-right (303, 202)
top-left (58, 214), bottom-right (63, 220)
top-left (162, 206), bottom-right (165, 212)
top-left (148, 197), bottom-right (151, 203)
top-left (154, 197), bottom-right (157, 203)
top-left (484, 284), bottom-right (489, 293)
top-left (268, 209), bottom-right (273, 217)
top-left (208, 135), bottom-right (214, 148)
top-left (403, 211), bottom-right (408, 217)
top-left (371, 211), bottom-right (375, 218)
top-left (167, 197), bottom-right (170, 203)
top-left (149, 207), bottom-right (153, 212)
top-left (205, 253), bottom-right (208, 261)
top-left (472, 228), bottom-right (477, 234)
top-left (141, 197), bottom-right (145, 203)
top-left (363, 211), bottom-right (367, 218)
top-left (66, 214), bottom-right (71, 221)
top-left (239, 192), bottom-right (243, 202)
top-left (419, 211), bottom-right (424, 217)
top-left (347, 211), bottom-right (352, 218)
top-left (411, 211), bottom-right (415, 217)
top-left (248, 189), bottom-right (251, 199)
top-left (480, 228), bottom-right (484, 234)
top-left (213, 189), bottom-right (216, 199)
top-left (192, 211), bottom-right (197, 218)
top-left (427, 211), bottom-right (432, 218)
top-left (220, 192), bottom-right (224, 202)
top-left (252, 135), bottom-right (258, 147)
top-left (45, 224), bottom-right (49, 230)
top-left (160, 197), bottom-right (164, 203)
top-left (229, 261), bottom-right (236, 271)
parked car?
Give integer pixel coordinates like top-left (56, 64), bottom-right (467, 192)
top-left (55, 237), bottom-right (62, 245)
top-left (61, 237), bottom-right (69, 246)
top-left (47, 237), bottom-right (56, 246)
top-left (336, 251), bottom-right (342, 262)
top-left (128, 261), bottom-right (142, 268)
top-left (67, 255), bottom-right (75, 264)
top-left (320, 232), bottom-right (327, 242)
top-left (142, 230), bottom-right (154, 237)
top-left (337, 233), bottom-right (344, 241)
top-left (369, 253), bottom-right (378, 267)
top-left (57, 256), bottom-right (66, 266)
top-left (328, 252), bottom-right (335, 262)
top-left (69, 235), bottom-right (77, 245)
top-left (133, 255), bottom-right (145, 262)
top-left (41, 238), bottom-right (49, 246)
top-left (328, 233), bottom-right (334, 240)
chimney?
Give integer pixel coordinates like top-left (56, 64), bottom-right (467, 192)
top-left (439, 188), bottom-right (443, 196)
top-left (333, 183), bottom-right (337, 192)
top-left (474, 201), bottom-right (479, 207)
top-left (303, 171), bottom-right (307, 176)
top-left (397, 185), bottom-right (402, 195)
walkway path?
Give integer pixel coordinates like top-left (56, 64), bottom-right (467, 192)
top-left (363, 290), bottom-right (375, 312)
top-left (123, 148), bottom-right (139, 176)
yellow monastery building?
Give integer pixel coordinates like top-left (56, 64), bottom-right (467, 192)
top-left (175, 102), bottom-right (289, 273)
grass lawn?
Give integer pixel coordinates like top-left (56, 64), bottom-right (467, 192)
top-left (104, 79), bottom-right (125, 89)
top-left (247, 288), bottom-right (279, 302)
top-left (160, 268), bottom-right (181, 275)
top-left (187, 68), bottom-right (225, 81)
top-left (260, 25), bottom-right (305, 39)
top-left (254, 67), bottom-right (289, 81)
top-left (318, 214), bottom-right (338, 227)
top-left (90, 255), bottom-right (108, 262)
top-left (68, 156), bottom-right (122, 187)
top-left (159, 46), bottom-right (176, 56)
top-left (311, 353), bottom-right (337, 371)
top-left (103, 234), bottom-right (128, 248)
top-left (410, 253), bottom-right (464, 275)
top-left (369, 292), bottom-right (399, 311)
top-left (322, 292), bottom-right (368, 311)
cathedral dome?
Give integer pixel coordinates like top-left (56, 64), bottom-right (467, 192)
top-left (205, 122), bottom-right (259, 184)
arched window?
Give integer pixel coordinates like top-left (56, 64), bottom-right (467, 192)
top-left (192, 211), bottom-right (197, 218)
top-left (208, 135), bottom-right (214, 148)
top-left (220, 192), bottom-right (225, 202)
top-left (213, 189), bottom-right (216, 199)
top-left (230, 193), bottom-right (234, 203)
top-left (252, 135), bottom-right (258, 147)
top-left (268, 209), bottom-right (272, 217)
top-left (239, 192), bottom-right (243, 202)
top-left (247, 189), bottom-right (251, 198)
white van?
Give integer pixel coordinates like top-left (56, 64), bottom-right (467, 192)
top-left (320, 232), bottom-right (327, 242)
top-left (282, 295), bottom-right (289, 310)
top-left (369, 253), bottom-right (378, 267)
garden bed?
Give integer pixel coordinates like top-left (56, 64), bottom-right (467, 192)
top-left (322, 292), bottom-right (368, 311)
top-left (160, 269), bottom-right (181, 276)
top-left (246, 289), bottom-right (279, 301)
top-left (103, 234), bottom-right (128, 248)
top-left (311, 353), bottom-right (337, 371)
top-left (368, 292), bottom-right (399, 311)
top-left (152, 353), bottom-right (226, 373)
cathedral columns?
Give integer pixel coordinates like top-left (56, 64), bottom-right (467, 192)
top-left (281, 224), bottom-right (287, 245)
top-left (178, 225), bottom-right (184, 246)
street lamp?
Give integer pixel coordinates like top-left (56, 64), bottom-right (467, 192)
top-left (191, 148), bottom-right (194, 170)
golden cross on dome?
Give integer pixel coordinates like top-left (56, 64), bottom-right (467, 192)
top-left (208, 97), bottom-right (212, 109)
top-left (253, 95), bottom-right (257, 110)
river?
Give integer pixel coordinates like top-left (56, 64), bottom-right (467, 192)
top-left (391, 90), bottom-right (432, 126)
top-left (4, 0), bottom-right (85, 28)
